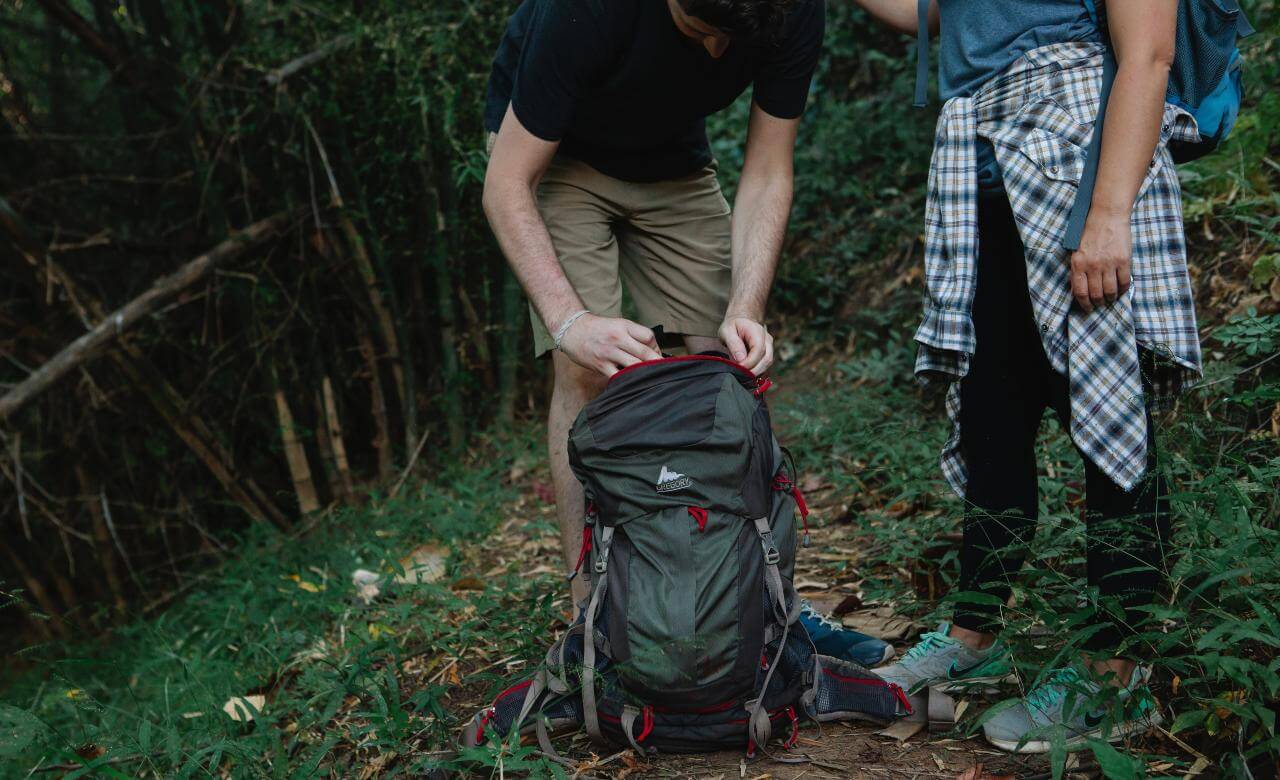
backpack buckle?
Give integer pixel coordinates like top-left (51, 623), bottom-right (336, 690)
top-left (752, 517), bottom-right (781, 566)
top-left (759, 530), bottom-right (780, 565)
top-left (594, 526), bottom-right (614, 574)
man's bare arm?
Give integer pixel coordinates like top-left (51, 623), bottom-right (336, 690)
top-left (719, 104), bottom-right (801, 376)
top-left (855, 0), bottom-right (939, 36)
top-left (483, 106), bottom-right (579, 331)
top-left (482, 105), bottom-right (659, 374)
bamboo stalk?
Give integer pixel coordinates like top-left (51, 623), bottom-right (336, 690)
top-left (77, 465), bottom-right (126, 613)
top-left (418, 111), bottom-right (466, 449)
top-left (358, 323), bottom-right (394, 481)
top-left (312, 388), bottom-right (339, 503)
top-left (322, 375), bottom-right (356, 502)
top-left (303, 117), bottom-right (410, 458)
top-left (337, 208), bottom-right (408, 429)
top-left (272, 387), bottom-right (321, 514)
top-left (457, 285), bottom-right (497, 392)
top-left (98, 488), bottom-right (143, 591)
top-left (10, 432), bottom-right (31, 540)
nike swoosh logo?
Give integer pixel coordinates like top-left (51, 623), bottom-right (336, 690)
top-left (947, 659), bottom-right (988, 680)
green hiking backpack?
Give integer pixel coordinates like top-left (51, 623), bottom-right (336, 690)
top-left (460, 354), bottom-right (909, 758)
top-left (570, 353), bottom-right (808, 747)
top-left (567, 354), bottom-right (802, 724)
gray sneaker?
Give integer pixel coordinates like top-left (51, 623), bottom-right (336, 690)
top-left (982, 665), bottom-right (1163, 754)
top-left (875, 623), bottom-right (1013, 695)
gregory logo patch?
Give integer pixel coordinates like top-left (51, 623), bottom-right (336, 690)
top-left (655, 465), bottom-right (691, 493)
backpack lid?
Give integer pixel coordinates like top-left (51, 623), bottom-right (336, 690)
top-left (607, 353), bottom-right (755, 388)
top-left (569, 353), bottom-right (771, 523)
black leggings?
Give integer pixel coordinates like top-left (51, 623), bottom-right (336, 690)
top-left (951, 194), bottom-right (1172, 655)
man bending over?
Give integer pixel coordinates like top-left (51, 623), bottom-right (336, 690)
top-left (484, 0), bottom-right (894, 667)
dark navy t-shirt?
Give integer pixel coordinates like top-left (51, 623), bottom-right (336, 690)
top-left (484, 0), bottom-right (825, 183)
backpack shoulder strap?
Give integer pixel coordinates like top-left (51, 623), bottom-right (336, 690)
top-left (1061, 0), bottom-right (1113, 251)
top-left (1062, 45), bottom-right (1118, 252)
top-left (913, 0), bottom-right (931, 107)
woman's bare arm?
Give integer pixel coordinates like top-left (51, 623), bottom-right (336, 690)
top-left (854, 0), bottom-right (938, 36)
top-left (1069, 0), bottom-right (1178, 312)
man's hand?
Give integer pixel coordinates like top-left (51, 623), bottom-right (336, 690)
top-left (1070, 213), bottom-right (1132, 313)
top-left (558, 313), bottom-right (661, 377)
top-left (719, 316), bottom-right (774, 376)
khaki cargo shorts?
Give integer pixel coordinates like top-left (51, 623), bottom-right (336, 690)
top-left (491, 134), bottom-right (733, 357)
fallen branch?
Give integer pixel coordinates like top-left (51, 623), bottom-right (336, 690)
top-left (389, 430), bottom-right (431, 500)
top-left (0, 203), bottom-right (290, 528)
top-left (264, 35), bottom-right (355, 87)
top-left (0, 210), bottom-right (301, 421)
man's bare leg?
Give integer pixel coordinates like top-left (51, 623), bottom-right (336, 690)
top-left (548, 350), bottom-right (609, 609)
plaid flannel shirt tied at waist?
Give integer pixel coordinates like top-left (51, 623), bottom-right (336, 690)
top-left (914, 42), bottom-right (1203, 496)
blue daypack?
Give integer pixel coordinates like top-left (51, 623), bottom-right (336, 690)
top-left (911, 0), bottom-right (1255, 249)
top-left (1082, 0), bottom-right (1255, 163)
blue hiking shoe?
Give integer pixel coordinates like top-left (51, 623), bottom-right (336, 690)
top-left (799, 601), bottom-right (896, 668)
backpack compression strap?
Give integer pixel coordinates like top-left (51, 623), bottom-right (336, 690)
top-left (581, 525), bottom-right (615, 745)
top-left (747, 516), bottom-right (802, 751)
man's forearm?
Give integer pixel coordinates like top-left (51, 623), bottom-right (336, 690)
top-left (726, 172), bottom-right (792, 321)
top-left (482, 180), bottom-right (583, 335)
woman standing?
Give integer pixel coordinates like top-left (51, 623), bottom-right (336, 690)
top-left (855, 0), bottom-right (1201, 753)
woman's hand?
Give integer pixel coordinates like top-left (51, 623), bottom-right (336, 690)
top-left (1070, 212), bottom-right (1132, 313)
